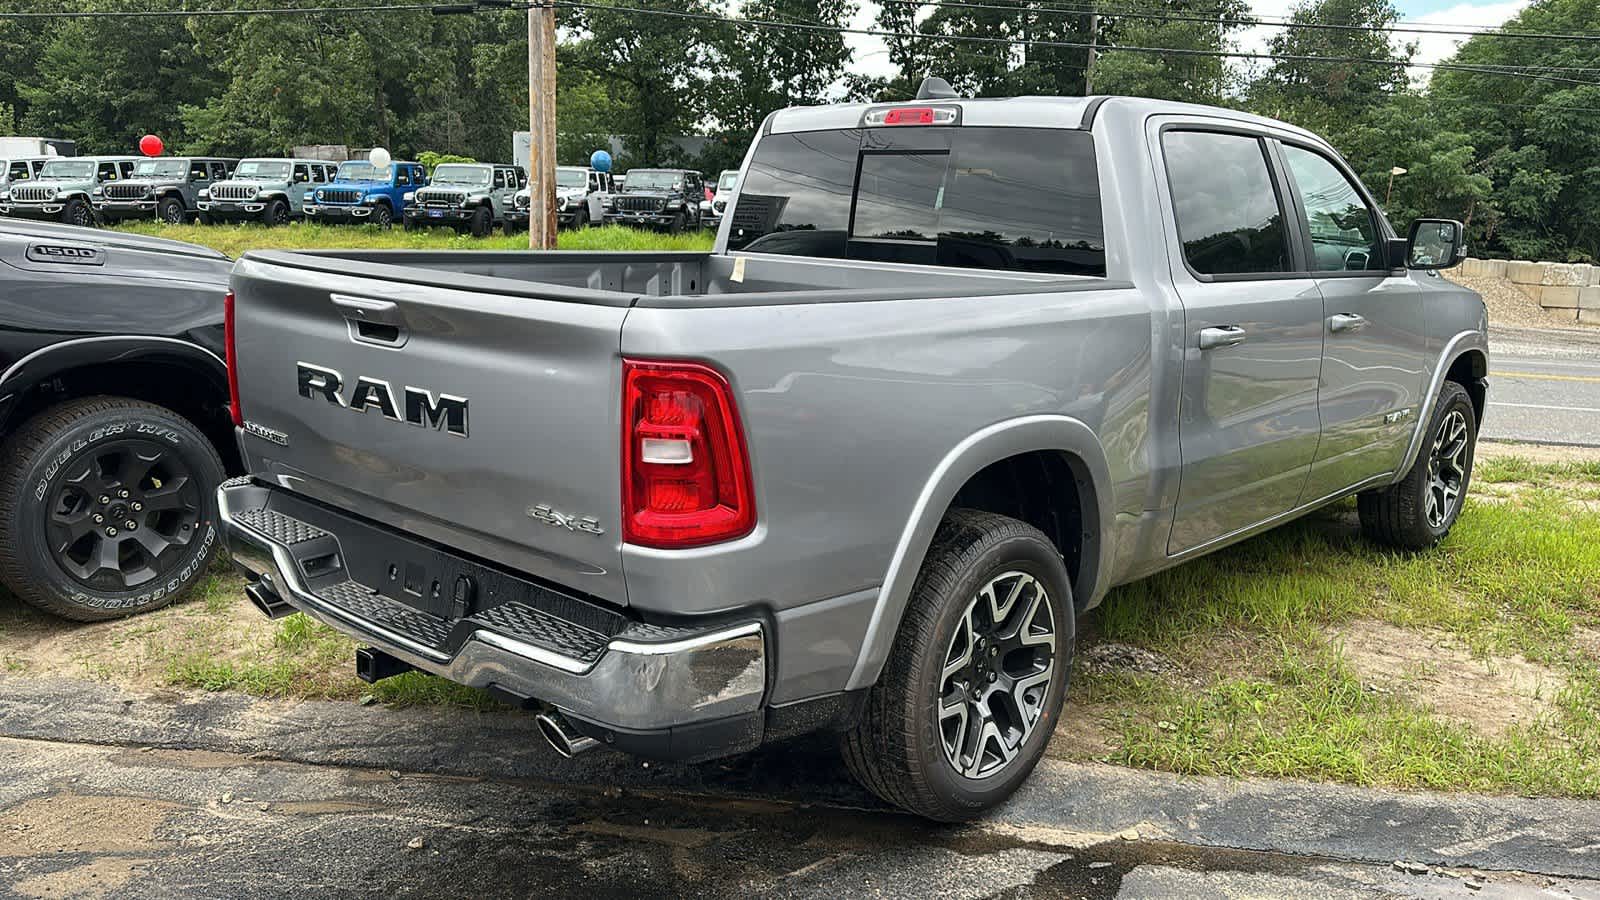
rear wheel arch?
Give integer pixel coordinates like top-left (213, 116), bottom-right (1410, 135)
top-left (846, 416), bottom-right (1114, 692)
top-left (0, 338), bottom-right (237, 471)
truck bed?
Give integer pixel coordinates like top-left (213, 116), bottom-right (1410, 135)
top-left (247, 249), bottom-right (1114, 308)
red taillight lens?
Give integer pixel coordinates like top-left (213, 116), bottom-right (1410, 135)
top-left (224, 290), bottom-right (243, 427)
top-left (622, 359), bottom-right (755, 549)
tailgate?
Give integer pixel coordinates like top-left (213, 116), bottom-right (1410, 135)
top-left (230, 254), bottom-right (631, 606)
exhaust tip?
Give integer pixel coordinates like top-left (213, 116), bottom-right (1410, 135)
top-left (536, 712), bottom-right (600, 759)
top-left (245, 581), bottom-right (294, 620)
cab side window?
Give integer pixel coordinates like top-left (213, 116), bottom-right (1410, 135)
top-left (294, 164), bottom-right (310, 184)
top-left (9, 161), bottom-right (31, 181)
top-left (493, 169), bottom-right (507, 190)
top-left (1163, 130), bottom-right (1290, 276)
top-left (99, 162), bottom-right (119, 181)
top-left (1281, 144), bottom-right (1384, 272)
top-left (396, 166), bottom-right (411, 186)
top-left (190, 160), bottom-right (211, 182)
top-left (210, 162), bottom-right (229, 181)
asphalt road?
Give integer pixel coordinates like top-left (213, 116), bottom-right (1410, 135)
top-left (5, 677), bottom-right (1600, 899)
top-left (1479, 327), bottom-right (1600, 446)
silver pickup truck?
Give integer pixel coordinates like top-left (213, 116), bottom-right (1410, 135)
top-left (219, 87), bottom-right (1487, 821)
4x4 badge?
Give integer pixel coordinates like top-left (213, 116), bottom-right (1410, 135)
top-left (526, 504), bottom-right (604, 536)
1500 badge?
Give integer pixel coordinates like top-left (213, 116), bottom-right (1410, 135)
top-left (526, 504), bottom-right (605, 536)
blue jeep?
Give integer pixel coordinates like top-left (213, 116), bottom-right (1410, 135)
top-left (302, 160), bottom-right (426, 228)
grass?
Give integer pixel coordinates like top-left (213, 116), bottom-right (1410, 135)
top-left (108, 220), bottom-right (715, 259)
top-left (1072, 455), bottom-right (1600, 796)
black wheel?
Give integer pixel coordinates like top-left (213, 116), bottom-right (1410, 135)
top-left (469, 206), bottom-right (492, 238)
top-left (371, 203), bottom-right (393, 228)
top-left (573, 207), bottom-right (589, 229)
top-left (62, 198), bottom-right (95, 229)
top-left (0, 397), bottom-right (225, 622)
top-left (1359, 380), bottom-right (1477, 550)
top-left (841, 509), bottom-right (1073, 821)
top-left (158, 196), bottom-right (187, 225)
top-left (403, 217), bottom-right (418, 232)
top-left (261, 198), bottom-right (290, 226)
top-left (197, 212), bottom-right (214, 226)
top-left (669, 211), bottom-right (685, 234)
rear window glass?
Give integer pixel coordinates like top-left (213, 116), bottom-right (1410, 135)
top-left (727, 127), bottom-right (1106, 277)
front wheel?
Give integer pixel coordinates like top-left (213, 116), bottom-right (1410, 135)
top-left (668, 211), bottom-right (685, 234)
top-left (840, 509), bottom-right (1073, 821)
top-left (1358, 380), bottom-right (1477, 550)
top-left (62, 198), bottom-right (95, 229)
top-left (371, 203), bottom-right (393, 228)
top-left (158, 196), bottom-right (187, 225)
top-left (469, 206), bottom-right (492, 238)
top-left (0, 397), bottom-right (226, 622)
top-left (261, 198), bottom-right (290, 227)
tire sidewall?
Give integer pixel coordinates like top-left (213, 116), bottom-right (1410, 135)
top-left (372, 203), bottom-right (393, 228)
top-left (6, 405), bottom-right (223, 617)
top-left (471, 206), bottom-right (491, 237)
top-left (1409, 383), bottom-right (1477, 540)
top-left (160, 197), bottom-right (186, 224)
top-left (912, 533), bottom-right (1075, 817)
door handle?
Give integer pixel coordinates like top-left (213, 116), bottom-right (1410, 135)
top-left (1198, 325), bottom-right (1247, 350)
top-left (1329, 313), bottom-right (1368, 333)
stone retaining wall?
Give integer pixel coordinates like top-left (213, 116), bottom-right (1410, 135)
top-left (1459, 258), bottom-right (1600, 323)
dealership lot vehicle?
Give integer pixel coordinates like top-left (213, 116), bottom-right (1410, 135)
top-left (303, 159), bottom-right (426, 228)
top-left (220, 89), bottom-right (1487, 821)
top-left (0, 220), bottom-right (234, 620)
top-left (703, 168), bottom-right (737, 230)
top-left (0, 156), bottom-right (138, 227)
top-left (511, 165), bottom-right (614, 231)
top-left (0, 156), bottom-right (51, 198)
top-left (604, 167), bottom-right (704, 231)
top-left (197, 158), bottom-right (334, 226)
top-left (404, 162), bottom-right (524, 237)
top-left (94, 156), bottom-right (237, 224)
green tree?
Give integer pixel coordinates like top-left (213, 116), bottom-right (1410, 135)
top-left (1247, 0), bottom-right (1414, 140)
top-left (1091, 0), bottom-right (1251, 104)
top-left (875, 0), bottom-right (1096, 98)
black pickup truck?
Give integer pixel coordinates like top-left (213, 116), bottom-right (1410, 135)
top-left (0, 220), bottom-right (235, 620)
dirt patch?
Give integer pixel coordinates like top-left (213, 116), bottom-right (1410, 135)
top-left (11, 855), bottom-right (155, 899)
top-left (0, 794), bottom-right (183, 857)
top-left (1335, 620), bottom-right (1566, 738)
top-left (571, 820), bottom-right (718, 849)
top-left (1048, 701), bottom-right (1120, 760)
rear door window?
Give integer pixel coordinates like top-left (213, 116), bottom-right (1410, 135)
top-left (1162, 130), bottom-right (1290, 276)
top-left (728, 126), bottom-right (1106, 276)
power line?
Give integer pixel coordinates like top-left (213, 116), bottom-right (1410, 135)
top-left (0, 2), bottom-right (438, 17)
top-left (554, 0), bottom-right (1600, 88)
top-left (879, 0), bottom-right (1600, 45)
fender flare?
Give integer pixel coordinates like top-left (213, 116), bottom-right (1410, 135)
top-left (0, 335), bottom-right (227, 433)
top-left (844, 414), bottom-right (1116, 691)
top-left (1391, 329), bottom-right (1490, 485)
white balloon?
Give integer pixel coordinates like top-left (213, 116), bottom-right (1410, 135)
top-left (368, 147), bottom-right (391, 169)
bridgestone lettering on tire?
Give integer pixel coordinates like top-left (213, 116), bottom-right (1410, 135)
top-left (0, 397), bottom-right (225, 622)
top-left (1358, 379), bottom-right (1477, 551)
top-left (840, 509), bottom-right (1074, 821)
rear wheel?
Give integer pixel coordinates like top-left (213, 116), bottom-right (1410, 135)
top-left (158, 196), bottom-right (187, 225)
top-left (62, 198), bottom-right (95, 228)
top-left (840, 509), bottom-right (1073, 821)
top-left (0, 397), bottom-right (225, 622)
top-left (469, 205), bottom-right (493, 238)
top-left (1358, 380), bottom-right (1477, 550)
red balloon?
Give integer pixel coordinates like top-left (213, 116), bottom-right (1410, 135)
top-left (138, 134), bottom-right (164, 157)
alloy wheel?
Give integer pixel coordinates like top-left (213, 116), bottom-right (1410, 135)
top-left (1426, 408), bottom-right (1470, 529)
top-left (44, 439), bottom-right (202, 591)
top-left (938, 571), bottom-right (1057, 779)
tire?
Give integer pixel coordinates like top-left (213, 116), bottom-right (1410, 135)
top-left (1358, 380), bottom-right (1477, 551)
top-left (198, 212), bottom-right (214, 226)
top-left (261, 198), bottom-right (290, 227)
top-left (371, 203), bottom-right (393, 229)
top-left (469, 206), bottom-right (492, 238)
top-left (158, 196), bottom-right (187, 225)
top-left (840, 509), bottom-right (1074, 821)
top-left (573, 207), bottom-right (589, 229)
top-left (62, 198), bottom-right (95, 229)
top-left (0, 397), bottom-right (225, 622)
top-left (403, 217), bottom-right (418, 232)
top-left (669, 211), bottom-right (685, 234)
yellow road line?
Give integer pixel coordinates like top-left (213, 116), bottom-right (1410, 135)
top-left (1490, 370), bottom-right (1600, 384)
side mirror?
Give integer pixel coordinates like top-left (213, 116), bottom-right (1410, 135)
top-left (1405, 218), bottom-right (1467, 270)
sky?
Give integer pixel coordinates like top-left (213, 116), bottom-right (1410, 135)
top-left (841, 0), bottom-right (1534, 83)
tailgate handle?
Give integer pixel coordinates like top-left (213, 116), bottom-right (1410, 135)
top-left (331, 293), bottom-right (408, 348)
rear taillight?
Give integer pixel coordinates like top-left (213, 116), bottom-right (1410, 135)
top-left (622, 359), bottom-right (755, 549)
top-left (224, 290), bottom-right (242, 427)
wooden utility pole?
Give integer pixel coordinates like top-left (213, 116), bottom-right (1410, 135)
top-left (528, 1), bottom-right (557, 249)
top-left (1084, 5), bottom-right (1099, 95)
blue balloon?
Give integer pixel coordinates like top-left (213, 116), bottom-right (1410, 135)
top-left (590, 150), bottom-right (613, 173)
